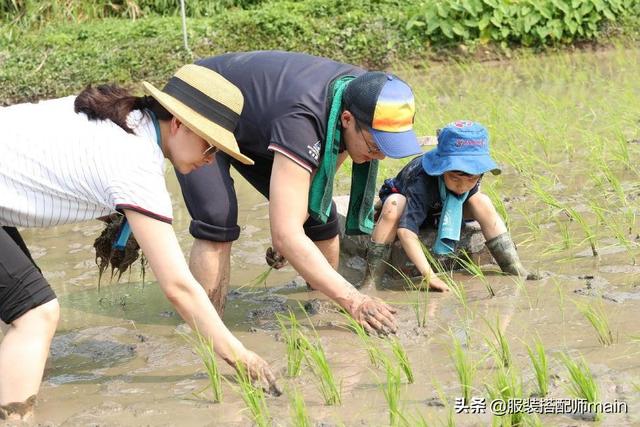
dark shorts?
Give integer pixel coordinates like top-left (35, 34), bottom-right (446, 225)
top-left (0, 227), bottom-right (57, 324)
top-left (175, 153), bottom-right (340, 242)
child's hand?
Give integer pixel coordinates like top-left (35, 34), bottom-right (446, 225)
top-left (424, 273), bottom-right (449, 292)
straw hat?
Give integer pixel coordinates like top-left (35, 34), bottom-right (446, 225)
top-left (143, 64), bottom-right (253, 165)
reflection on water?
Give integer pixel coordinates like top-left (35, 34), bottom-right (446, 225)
top-left (4, 48), bottom-right (640, 425)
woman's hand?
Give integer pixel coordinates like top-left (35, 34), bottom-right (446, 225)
top-left (228, 348), bottom-right (282, 396)
top-left (348, 294), bottom-right (397, 336)
top-left (265, 246), bottom-right (288, 270)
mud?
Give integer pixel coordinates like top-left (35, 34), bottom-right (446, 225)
top-left (2, 49), bottom-right (639, 426)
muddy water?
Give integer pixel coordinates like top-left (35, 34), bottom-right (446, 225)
top-left (3, 49), bottom-right (640, 426)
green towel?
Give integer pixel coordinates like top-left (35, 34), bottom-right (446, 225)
top-left (308, 76), bottom-right (379, 235)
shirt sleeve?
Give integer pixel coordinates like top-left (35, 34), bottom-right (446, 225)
top-left (106, 142), bottom-right (173, 224)
top-left (398, 179), bottom-right (433, 234)
top-left (267, 111), bottom-right (323, 173)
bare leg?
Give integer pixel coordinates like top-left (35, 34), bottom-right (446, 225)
top-left (464, 192), bottom-right (507, 240)
top-left (0, 299), bottom-right (60, 420)
top-left (371, 194), bottom-right (406, 244)
top-left (313, 235), bottom-right (340, 270)
top-left (189, 239), bottom-right (232, 316)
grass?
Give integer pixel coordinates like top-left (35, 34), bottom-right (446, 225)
top-left (559, 352), bottom-right (600, 420)
top-left (288, 386), bottom-right (311, 427)
top-left (275, 310), bottom-right (305, 377)
top-left (575, 300), bottom-right (616, 346)
top-left (449, 330), bottom-right (477, 405)
top-left (180, 327), bottom-right (223, 403)
top-left (388, 337), bottom-right (415, 384)
top-left (234, 360), bottom-right (271, 427)
top-left (525, 336), bottom-right (549, 397)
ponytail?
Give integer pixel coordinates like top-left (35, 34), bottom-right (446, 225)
top-left (74, 84), bottom-right (172, 134)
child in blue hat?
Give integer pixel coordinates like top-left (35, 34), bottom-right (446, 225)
top-left (361, 120), bottom-right (536, 290)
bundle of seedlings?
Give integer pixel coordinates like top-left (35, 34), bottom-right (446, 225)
top-left (93, 213), bottom-right (146, 288)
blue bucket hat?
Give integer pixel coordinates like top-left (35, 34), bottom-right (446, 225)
top-left (421, 120), bottom-right (501, 176)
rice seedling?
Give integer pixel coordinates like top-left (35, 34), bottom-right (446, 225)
top-left (599, 162), bottom-right (627, 207)
top-left (288, 386), bottom-right (311, 427)
top-left (449, 330), bottom-right (477, 404)
top-left (386, 261), bottom-right (429, 328)
top-left (485, 366), bottom-right (524, 427)
top-left (297, 332), bottom-right (342, 405)
top-left (525, 336), bottom-right (549, 397)
top-left (234, 360), bottom-right (271, 427)
top-left (575, 300), bottom-right (616, 346)
top-left (422, 245), bottom-right (470, 314)
top-left (563, 206), bottom-right (598, 257)
top-left (180, 327), bottom-right (223, 402)
top-left (388, 337), bottom-right (414, 384)
top-left (559, 352), bottom-right (600, 420)
top-left (275, 310), bottom-right (305, 377)
top-left (484, 316), bottom-right (512, 369)
top-left (484, 181), bottom-right (510, 230)
top-left (341, 311), bottom-right (384, 368)
top-left (245, 266), bottom-right (274, 288)
top-left (455, 251), bottom-right (494, 298)
top-left (381, 359), bottom-right (406, 427)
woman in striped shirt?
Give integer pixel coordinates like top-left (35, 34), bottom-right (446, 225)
top-left (0, 65), bottom-right (277, 420)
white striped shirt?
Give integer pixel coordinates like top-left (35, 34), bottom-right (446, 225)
top-left (0, 96), bottom-right (172, 227)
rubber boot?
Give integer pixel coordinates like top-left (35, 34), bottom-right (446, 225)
top-left (359, 241), bottom-right (392, 290)
top-left (485, 232), bottom-right (540, 280)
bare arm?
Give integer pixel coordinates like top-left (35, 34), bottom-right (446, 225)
top-left (397, 228), bottom-right (435, 278)
top-left (269, 153), bottom-right (397, 333)
top-left (124, 209), bottom-right (278, 390)
top-left (397, 227), bottom-right (448, 291)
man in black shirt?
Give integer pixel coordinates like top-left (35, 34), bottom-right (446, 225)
top-left (176, 51), bottom-right (422, 334)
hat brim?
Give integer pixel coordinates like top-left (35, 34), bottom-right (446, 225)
top-left (421, 149), bottom-right (501, 176)
top-left (371, 128), bottom-right (422, 159)
top-left (142, 81), bottom-right (254, 165)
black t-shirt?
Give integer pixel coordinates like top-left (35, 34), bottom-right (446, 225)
top-left (196, 51), bottom-right (365, 173)
top-left (390, 156), bottom-right (480, 233)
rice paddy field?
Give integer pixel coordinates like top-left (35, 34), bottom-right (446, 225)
top-left (5, 47), bottom-right (640, 426)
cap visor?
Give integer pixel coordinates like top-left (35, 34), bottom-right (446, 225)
top-left (422, 150), bottom-right (501, 176)
top-left (142, 81), bottom-right (254, 165)
top-left (371, 128), bottom-right (422, 159)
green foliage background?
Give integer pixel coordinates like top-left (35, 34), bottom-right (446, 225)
top-left (1, 0), bottom-right (638, 104)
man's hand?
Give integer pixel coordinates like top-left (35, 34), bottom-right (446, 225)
top-left (230, 349), bottom-right (282, 396)
top-left (349, 295), bottom-right (398, 336)
top-left (265, 246), bottom-right (288, 270)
